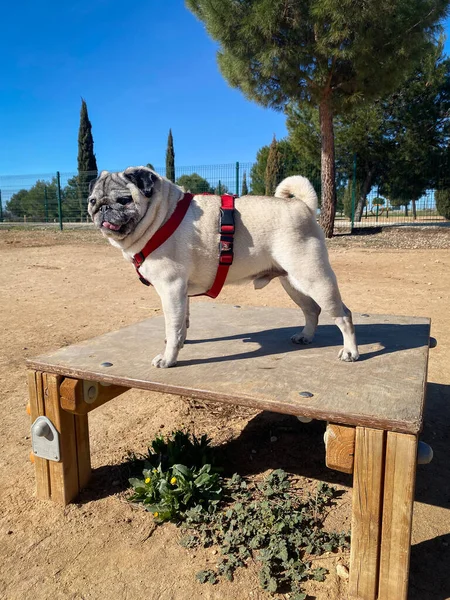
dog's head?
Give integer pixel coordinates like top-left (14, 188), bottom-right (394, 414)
top-left (87, 166), bottom-right (157, 239)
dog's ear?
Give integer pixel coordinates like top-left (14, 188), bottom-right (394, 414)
top-left (123, 167), bottom-right (157, 198)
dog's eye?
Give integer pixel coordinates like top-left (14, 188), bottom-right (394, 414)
top-left (89, 198), bottom-right (96, 205)
top-left (116, 196), bottom-right (133, 206)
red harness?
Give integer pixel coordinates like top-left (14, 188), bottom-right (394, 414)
top-left (132, 193), bottom-right (235, 299)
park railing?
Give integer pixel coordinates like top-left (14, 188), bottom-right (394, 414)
top-left (337, 185), bottom-right (446, 229)
top-left (0, 161), bottom-right (448, 231)
top-left (0, 164), bottom-right (253, 227)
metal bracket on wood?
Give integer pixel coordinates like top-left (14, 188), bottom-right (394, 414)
top-left (31, 416), bottom-right (60, 462)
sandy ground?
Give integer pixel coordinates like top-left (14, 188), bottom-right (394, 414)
top-left (0, 227), bottom-right (449, 600)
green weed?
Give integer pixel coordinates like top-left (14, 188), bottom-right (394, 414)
top-left (128, 431), bottom-right (349, 597)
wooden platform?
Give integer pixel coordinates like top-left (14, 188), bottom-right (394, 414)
top-left (26, 303), bottom-right (432, 599)
top-left (27, 303), bottom-right (430, 435)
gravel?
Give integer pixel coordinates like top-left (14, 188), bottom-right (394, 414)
top-left (1, 223), bottom-right (450, 250)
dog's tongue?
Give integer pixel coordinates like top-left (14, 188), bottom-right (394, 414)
top-left (103, 221), bottom-right (121, 231)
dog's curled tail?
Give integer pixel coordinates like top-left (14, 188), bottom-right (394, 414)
top-left (275, 175), bottom-right (318, 213)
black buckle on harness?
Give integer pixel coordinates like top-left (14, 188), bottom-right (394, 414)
top-left (219, 208), bottom-right (235, 233)
top-left (139, 275), bottom-right (151, 286)
top-left (219, 234), bottom-right (234, 264)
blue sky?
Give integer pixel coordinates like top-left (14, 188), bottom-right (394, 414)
top-left (0, 0), bottom-right (288, 176)
top-left (1, 1), bottom-right (449, 177)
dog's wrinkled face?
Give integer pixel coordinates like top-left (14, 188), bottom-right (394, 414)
top-left (88, 167), bottom-right (157, 239)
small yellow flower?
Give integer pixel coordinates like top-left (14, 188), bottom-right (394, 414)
top-left (145, 477), bottom-right (151, 484)
top-left (170, 477), bottom-right (177, 485)
top-left (153, 512), bottom-right (159, 518)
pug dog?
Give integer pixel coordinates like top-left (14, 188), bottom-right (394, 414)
top-left (88, 166), bottom-right (359, 368)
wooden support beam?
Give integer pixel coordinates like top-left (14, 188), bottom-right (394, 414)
top-left (325, 423), bottom-right (355, 474)
top-left (60, 378), bottom-right (129, 415)
top-left (75, 413), bottom-right (91, 490)
top-left (378, 432), bottom-right (417, 600)
top-left (349, 427), bottom-right (385, 600)
top-left (44, 373), bottom-right (79, 505)
top-left (27, 371), bottom-right (50, 500)
top-left (28, 372), bottom-right (95, 504)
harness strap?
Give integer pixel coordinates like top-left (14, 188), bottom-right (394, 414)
top-left (203, 194), bottom-right (235, 298)
top-left (132, 192), bottom-right (194, 285)
top-left (132, 193), bottom-right (235, 298)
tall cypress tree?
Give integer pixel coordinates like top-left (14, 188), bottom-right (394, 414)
top-left (77, 99), bottom-right (98, 220)
top-left (166, 129), bottom-right (175, 182)
top-left (265, 136), bottom-right (281, 196)
top-left (241, 170), bottom-right (249, 196)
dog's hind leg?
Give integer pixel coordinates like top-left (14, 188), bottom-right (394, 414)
top-left (335, 303), bottom-right (359, 362)
top-left (283, 268), bottom-right (359, 362)
top-left (280, 277), bottom-right (321, 344)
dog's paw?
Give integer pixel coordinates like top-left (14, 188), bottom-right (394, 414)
top-left (152, 354), bottom-right (177, 368)
top-left (338, 348), bottom-right (360, 362)
top-left (291, 333), bottom-right (313, 345)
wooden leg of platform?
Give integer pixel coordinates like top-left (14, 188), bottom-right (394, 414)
top-left (378, 432), bottom-right (417, 600)
top-left (349, 427), bottom-right (385, 600)
top-left (43, 373), bottom-right (80, 504)
top-left (28, 371), bottom-right (92, 505)
top-left (349, 428), bottom-right (418, 600)
top-left (28, 371), bottom-right (51, 500)
top-left (74, 413), bottom-right (91, 490)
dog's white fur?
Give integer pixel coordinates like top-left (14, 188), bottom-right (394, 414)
top-left (90, 167), bottom-right (359, 368)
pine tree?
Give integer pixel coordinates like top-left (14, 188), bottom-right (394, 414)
top-left (186, 0), bottom-right (449, 237)
top-left (77, 99), bottom-right (98, 220)
top-left (241, 171), bottom-right (249, 196)
top-left (265, 136), bottom-right (282, 196)
top-left (166, 129), bottom-right (175, 182)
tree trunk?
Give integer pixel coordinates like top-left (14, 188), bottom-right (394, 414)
top-left (354, 168), bottom-right (375, 222)
top-left (318, 97), bottom-right (336, 238)
top-left (412, 199), bottom-right (417, 220)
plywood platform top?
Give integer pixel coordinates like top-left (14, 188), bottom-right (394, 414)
top-left (27, 303), bottom-right (430, 434)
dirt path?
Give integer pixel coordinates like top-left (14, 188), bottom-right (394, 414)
top-left (0, 228), bottom-right (449, 600)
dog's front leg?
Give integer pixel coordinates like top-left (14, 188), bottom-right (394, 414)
top-left (152, 279), bottom-right (188, 368)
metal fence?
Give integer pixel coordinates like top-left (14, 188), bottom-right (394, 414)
top-left (0, 162), bottom-right (448, 230)
top-left (0, 164), bottom-right (251, 226)
top-left (336, 186), bottom-right (446, 229)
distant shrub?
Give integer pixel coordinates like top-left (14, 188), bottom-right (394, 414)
top-left (435, 189), bottom-right (450, 220)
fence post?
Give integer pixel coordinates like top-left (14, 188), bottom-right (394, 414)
top-left (44, 186), bottom-right (49, 223)
top-left (235, 162), bottom-right (239, 196)
top-left (350, 154), bottom-right (357, 229)
top-left (218, 180), bottom-right (222, 195)
top-left (56, 171), bottom-right (63, 231)
top-left (0, 190), bottom-right (3, 222)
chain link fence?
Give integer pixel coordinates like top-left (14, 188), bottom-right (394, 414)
top-left (0, 161), bottom-right (448, 231)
